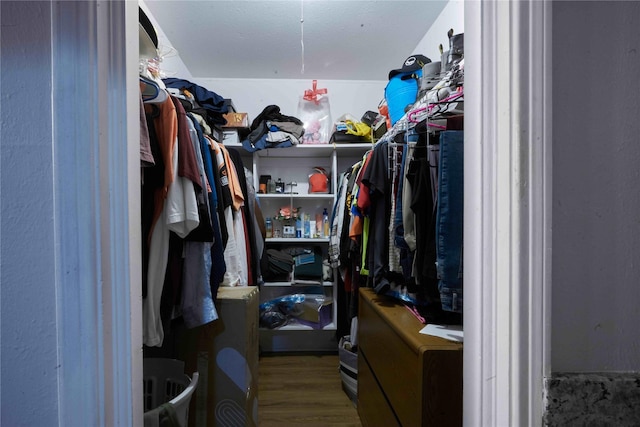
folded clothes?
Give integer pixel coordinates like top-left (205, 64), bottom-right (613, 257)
top-left (241, 105), bottom-right (306, 152)
top-left (294, 247), bottom-right (323, 280)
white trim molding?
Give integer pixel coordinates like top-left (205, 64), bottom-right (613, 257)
top-left (52, 1), bottom-right (139, 425)
top-left (124, 1), bottom-right (145, 424)
top-left (464, 1), bottom-right (551, 426)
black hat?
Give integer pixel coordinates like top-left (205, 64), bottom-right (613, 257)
top-left (388, 54), bottom-right (431, 79)
top-left (139, 7), bottom-right (158, 60)
top-left (139, 8), bottom-right (158, 48)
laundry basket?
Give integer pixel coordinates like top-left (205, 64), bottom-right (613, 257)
top-left (339, 336), bottom-right (357, 406)
top-left (143, 358), bottom-right (199, 427)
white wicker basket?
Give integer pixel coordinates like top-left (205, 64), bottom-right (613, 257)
top-left (143, 358), bottom-right (199, 427)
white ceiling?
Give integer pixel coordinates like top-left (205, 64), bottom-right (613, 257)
top-left (144, 0), bottom-right (448, 81)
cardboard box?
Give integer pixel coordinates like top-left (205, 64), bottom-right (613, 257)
top-left (222, 112), bottom-right (250, 128)
top-left (295, 296), bottom-right (333, 329)
top-left (197, 286), bottom-right (259, 426)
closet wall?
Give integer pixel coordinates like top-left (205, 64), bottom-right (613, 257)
top-left (195, 2), bottom-right (464, 120)
top-left (413, 0), bottom-right (464, 60)
top-left (552, 0), bottom-right (640, 374)
top-left (2, 3), bottom-right (59, 424)
top-left (547, 2), bottom-right (640, 421)
top-left (191, 79), bottom-right (384, 125)
top-left (143, 0), bottom-right (464, 122)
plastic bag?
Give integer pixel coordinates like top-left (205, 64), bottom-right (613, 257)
top-left (258, 293), bottom-right (332, 329)
top-left (331, 113), bottom-right (371, 143)
top-left (298, 80), bottom-right (331, 144)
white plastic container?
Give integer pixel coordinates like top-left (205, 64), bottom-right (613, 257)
top-left (339, 336), bottom-right (357, 406)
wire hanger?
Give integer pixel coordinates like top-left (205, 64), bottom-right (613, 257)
top-left (407, 107), bottom-right (447, 130)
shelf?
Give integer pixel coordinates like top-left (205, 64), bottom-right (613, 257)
top-left (257, 193), bottom-right (334, 200)
top-left (256, 144), bottom-right (335, 158)
top-left (265, 237), bottom-right (330, 243)
top-left (259, 327), bottom-right (339, 352)
top-left (260, 322), bottom-right (336, 331)
top-left (249, 137), bottom-right (372, 353)
top-left (333, 142), bottom-right (375, 156)
top-left (221, 142), bottom-right (244, 149)
top-left (249, 143), bottom-right (373, 158)
top-left (224, 142), bottom-right (373, 158)
top-left (262, 281), bottom-right (333, 287)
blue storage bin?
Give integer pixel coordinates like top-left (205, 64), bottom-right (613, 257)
top-left (385, 70), bottom-right (422, 125)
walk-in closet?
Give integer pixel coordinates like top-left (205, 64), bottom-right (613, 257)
top-left (9, 1), bottom-right (640, 426)
top-left (138, 1), bottom-right (464, 425)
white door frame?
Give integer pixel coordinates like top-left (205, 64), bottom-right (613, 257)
top-left (72, 0), bottom-right (553, 425)
top-left (52, 1), bottom-right (141, 425)
top-left (464, 1), bottom-right (551, 425)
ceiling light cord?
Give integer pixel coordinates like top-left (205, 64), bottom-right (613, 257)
top-left (300, 0), bottom-right (305, 74)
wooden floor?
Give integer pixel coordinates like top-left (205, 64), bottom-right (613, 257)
top-left (258, 354), bottom-right (362, 427)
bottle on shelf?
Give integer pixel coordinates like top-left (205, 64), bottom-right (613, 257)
top-left (303, 213), bottom-right (311, 238)
top-left (283, 219), bottom-right (295, 238)
top-left (310, 218), bottom-right (317, 238)
top-left (266, 217), bottom-right (273, 238)
top-left (315, 213), bottom-right (322, 237)
top-left (296, 212), bottom-right (303, 238)
top-left (322, 208), bottom-right (330, 238)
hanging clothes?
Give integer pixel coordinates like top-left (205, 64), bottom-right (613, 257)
top-left (435, 130), bottom-right (464, 313)
top-left (211, 139), bottom-right (243, 287)
top-left (187, 113), bottom-right (226, 300)
top-left (406, 133), bottom-right (440, 305)
top-left (143, 95), bottom-right (178, 347)
top-left (180, 113), bottom-right (219, 329)
top-left (139, 93), bottom-right (155, 168)
top-left (228, 148), bottom-right (259, 286)
top-left (328, 127), bottom-right (463, 325)
top-left (143, 96), bottom-right (203, 346)
top-left (360, 141), bottom-right (391, 295)
top-left (142, 92), bottom-right (244, 347)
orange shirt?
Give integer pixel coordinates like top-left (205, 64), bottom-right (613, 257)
top-left (145, 94), bottom-right (178, 234)
top-left (219, 144), bottom-right (245, 211)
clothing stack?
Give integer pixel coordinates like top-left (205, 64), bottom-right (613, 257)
top-left (262, 249), bottom-right (294, 282)
top-left (163, 78), bottom-right (229, 126)
top-left (293, 247), bottom-right (324, 282)
top-left (241, 105), bottom-right (305, 152)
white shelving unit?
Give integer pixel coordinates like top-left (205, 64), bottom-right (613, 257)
top-left (227, 141), bottom-right (372, 352)
top-left (265, 237), bottom-right (330, 243)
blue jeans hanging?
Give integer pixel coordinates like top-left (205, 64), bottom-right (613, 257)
top-left (436, 131), bottom-right (464, 313)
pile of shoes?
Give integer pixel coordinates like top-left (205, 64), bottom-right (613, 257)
top-left (420, 29), bottom-right (464, 116)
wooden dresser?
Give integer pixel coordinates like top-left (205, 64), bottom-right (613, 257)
top-left (357, 288), bottom-right (463, 427)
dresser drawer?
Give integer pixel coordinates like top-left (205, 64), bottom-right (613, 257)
top-left (359, 291), bottom-right (424, 426)
top-left (357, 349), bottom-right (400, 427)
top-left (358, 288), bottom-right (463, 427)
